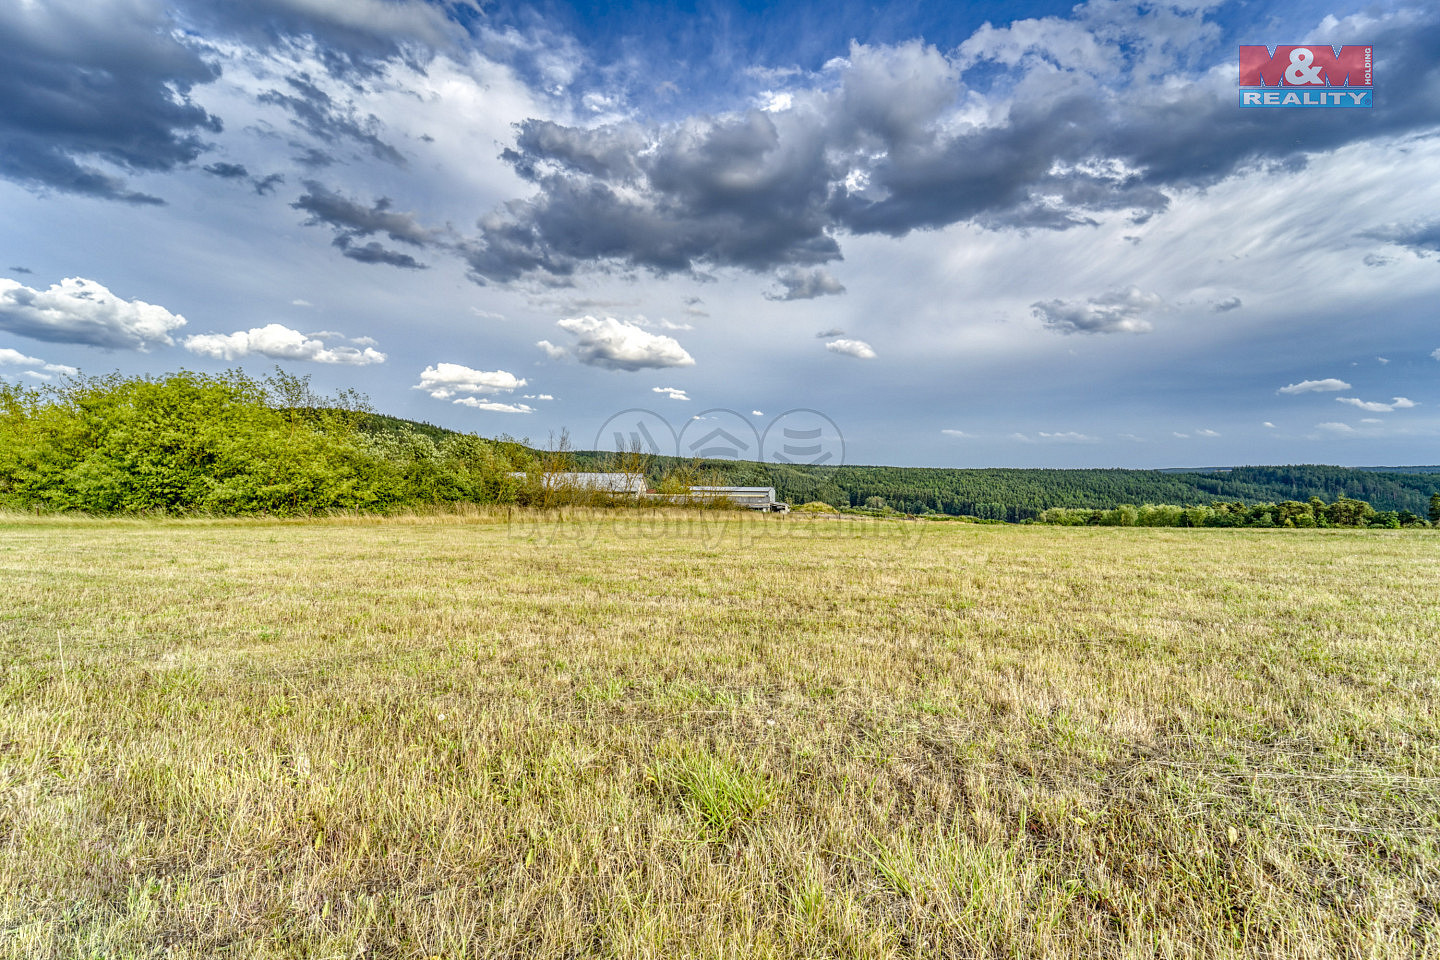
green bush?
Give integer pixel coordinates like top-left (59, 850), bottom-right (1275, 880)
top-left (0, 369), bottom-right (529, 514)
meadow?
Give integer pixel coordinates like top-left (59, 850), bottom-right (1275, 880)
top-left (1, 511), bottom-right (1437, 958)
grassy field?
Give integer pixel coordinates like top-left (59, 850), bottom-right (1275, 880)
top-left (1, 511), bottom-right (1437, 958)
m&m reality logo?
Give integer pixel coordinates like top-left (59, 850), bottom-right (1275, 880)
top-left (1238, 45), bottom-right (1372, 108)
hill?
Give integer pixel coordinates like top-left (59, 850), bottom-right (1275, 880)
top-left (357, 414), bottom-right (1439, 517)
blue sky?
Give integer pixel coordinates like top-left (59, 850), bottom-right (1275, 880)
top-left (3, 0), bottom-right (1439, 468)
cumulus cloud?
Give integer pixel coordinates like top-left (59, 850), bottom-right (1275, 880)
top-left (1032, 287), bottom-right (1159, 335)
top-left (183, 324), bottom-right (385, 364)
top-left (0, 347), bottom-right (79, 379)
top-left (764, 267), bottom-right (846, 301)
top-left (451, 398), bottom-right (534, 413)
top-left (0, 277), bottom-right (186, 349)
top-left (653, 386), bottom-right (690, 401)
top-left (1278, 378), bottom-right (1351, 395)
top-left (413, 363), bottom-right (526, 399)
top-left (1336, 396), bottom-right (1417, 413)
top-left (825, 338), bottom-right (876, 359)
top-left (548, 316), bottom-right (696, 371)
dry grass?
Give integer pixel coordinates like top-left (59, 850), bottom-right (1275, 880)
top-left (1, 511), bottom-right (1437, 958)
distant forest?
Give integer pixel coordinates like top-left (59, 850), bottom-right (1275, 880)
top-left (566, 455), bottom-right (1440, 520)
top-left (2, 371), bottom-right (1436, 520)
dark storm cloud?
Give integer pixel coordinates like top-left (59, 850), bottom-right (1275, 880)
top-left (258, 75), bottom-right (406, 165)
top-left (205, 161), bottom-right (284, 196)
top-left (469, 8), bottom-right (1440, 285)
top-left (293, 181), bottom-right (435, 245)
top-left (332, 237), bottom-right (427, 269)
top-left (293, 181), bottom-right (438, 268)
top-left (252, 173), bottom-right (285, 195)
top-left (466, 108), bottom-right (842, 283)
top-left (204, 162), bottom-right (250, 179)
top-left (0, 0), bottom-right (221, 203)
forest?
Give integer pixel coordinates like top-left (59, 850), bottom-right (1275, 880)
top-left (2, 370), bottom-right (1436, 524)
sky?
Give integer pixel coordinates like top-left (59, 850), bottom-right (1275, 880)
top-left (2, 0), bottom-right (1439, 469)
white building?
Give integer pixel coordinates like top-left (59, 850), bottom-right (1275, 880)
top-left (508, 472), bottom-right (648, 495)
top-left (681, 486), bottom-right (788, 512)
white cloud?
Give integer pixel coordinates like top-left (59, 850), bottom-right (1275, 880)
top-left (291, 299), bottom-right (313, 307)
top-left (1173, 432), bottom-right (1189, 439)
top-left (1196, 428), bottom-right (1220, 437)
top-left (757, 90), bottom-right (793, 112)
top-left (551, 316), bottom-right (695, 371)
top-left (521, 393), bottom-right (555, 401)
top-left (413, 362), bottom-right (527, 399)
top-left (751, 410), bottom-right (764, 417)
top-left (1263, 421), bottom-right (1276, 428)
top-left (1038, 431), bottom-right (1098, 442)
top-left (1317, 422), bottom-right (1355, 433)
top-left (653, 386), bottom-right (689, 401)
top-left (1278, 378), bottom-right (1351, 395)
top-left (1118, 433), bottom-right (1146, 442)
top-left (1377, 357), bottom-right (1389, 364)
top-left (825, 338), bottom-right (877, 359)
top-left (941, 429), bottom-right (974, 438)
top-left (1031, 287), bottom-right (1160, 335)
top-left (0, 277), bottom-right (186, 350)
top-left (536, 340), bottom-right (567, 360)
top-left (451, 398), bottom-right (534, 413)
top-left (1432, 348), bottom-right (1440, 361)
top-left (1361, 418), bottom-right (1382, 423)
top-left (184, 324), bottom-right (385, 365)
top-left (1010, 433), bottom-right (1034, 442)
top-left (0, 347), bottom-right (78, 378)
top-left (1336, 396), bottom-right (1416, 413)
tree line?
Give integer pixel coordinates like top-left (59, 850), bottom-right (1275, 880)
top-left (3, 370), bottom-right (1437, 522)
top-left (1037, 498), bottom-right (1434, 528)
